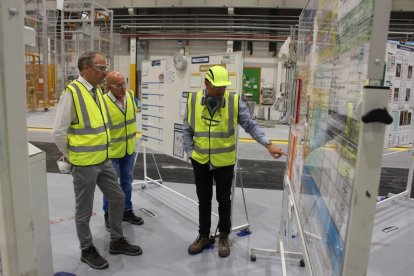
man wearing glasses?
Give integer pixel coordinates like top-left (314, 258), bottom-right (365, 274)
top-left (52, 52), bottom-right (142, 270)
top-left (102, 71), bottom-right (144, 231)
top-left (183, 65), bottom-right (285, 258)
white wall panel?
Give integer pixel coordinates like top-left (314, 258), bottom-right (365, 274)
top-left (148, 40), bottom-right (184, 57)
top-left (188, 40), bottom-right (227, 55)
top-left (392, 0), bottom-right (414, 10)
top-left (113, 55), bottom-right (131, 86)
top-left (157, 0), bottom-right (182, 6)
top-left (252, 41), bottom-right (270, 57)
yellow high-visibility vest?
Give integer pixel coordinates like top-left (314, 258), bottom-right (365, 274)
top-left (187, 90), bottom-right (239, 167)
top-left (103, 90), bottom-right (137, 158)
top-left (66, 81), bottom-right (110, 166)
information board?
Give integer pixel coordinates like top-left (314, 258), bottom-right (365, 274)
top-left (383, 42), bottom-right (414, 148)
top-left (140, 52), bottom-right (243, 160)
top-left (287, 0), bottom-right (391, 275)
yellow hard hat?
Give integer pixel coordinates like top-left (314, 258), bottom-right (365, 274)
top-left (205, 65), bottom-right (232, 87)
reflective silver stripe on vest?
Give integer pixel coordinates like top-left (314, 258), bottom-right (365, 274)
top-left (112, 118), bottom-right (136, 130)
top-left (192, 92), bottom-right (236, 138)
top-left (111, 132), bottom-right (136, 143)
top-left (69, 82), bottom-right (91, 128)
top-left (110, 136), bottom-right (126, 143)
top-left (128, 90), bottom-right (136, 114)
top-left (194, 130), bottom-right (235, 138)
top-left (126, 132), bottom-right (136, 140)
top-left (190, 92), bottom-right (197, 128)
top-left (67, 126), bottom-right (106, 135)
top-left (194, 144), bottom-right (236, 154)
top-left (68, 144), bottom-right (108, 152)
top-left (228, 93), bottom-right (235, 130)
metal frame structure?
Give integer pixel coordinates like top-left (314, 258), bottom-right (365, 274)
top-left (273, 26), bottom-right (297, 124)
top-left (250, 174), bottom-right (309, 274)
top-left (250, 24), bottom-right (305, 273)
top-left (55, 0), bottom-right (113, 98)
top-left (132, 141), bottom-right (251, 238)
top-left (24, 0), bottom-right (59, 111)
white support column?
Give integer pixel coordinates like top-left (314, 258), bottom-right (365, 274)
top-left (0, 1), bottom-right (38, 275)
top-left (227, 41), bottom-right (234, 53)
top-left (342, 87), bottom-right (389, 276)
top-left (227, 7), bottom-right (234, 53)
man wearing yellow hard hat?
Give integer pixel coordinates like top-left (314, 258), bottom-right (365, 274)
top-left (183, 65), bottom-right (285, 258)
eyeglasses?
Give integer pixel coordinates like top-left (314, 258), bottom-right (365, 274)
top-left (92, 64), bottom-right (109, 72)
top-left (108, 82), bottom-right (126, 89)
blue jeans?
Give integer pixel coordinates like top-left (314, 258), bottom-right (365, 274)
top-left (103, 153), bottom-right (136, 213)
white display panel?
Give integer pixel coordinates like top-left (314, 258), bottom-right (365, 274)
top-left (141, 52), bottom-right (243, 160)
top-left (287, 0), bottom-right (391, 275)
top-left (383, 42), bottom-right (414, 148)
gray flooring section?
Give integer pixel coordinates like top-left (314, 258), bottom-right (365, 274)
top-left (369, 200), bottom-right (414, 276)
top-left (26, 108), bottom-right (414, 275)
top-left (48, 173), bottom-right (305, 276)
top-left (47, 173), bottom-right (414, 276)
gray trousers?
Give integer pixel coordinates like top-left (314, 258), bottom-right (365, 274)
top-left (71, 160), bottom-right (125, 249)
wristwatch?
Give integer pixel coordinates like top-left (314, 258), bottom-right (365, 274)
top-left (265, 140), bottom-right (272, 146)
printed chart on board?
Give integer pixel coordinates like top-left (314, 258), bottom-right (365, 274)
top-left (286, 0), bottom-right (382, 275)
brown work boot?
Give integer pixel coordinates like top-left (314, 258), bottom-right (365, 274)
top-left (188, 235), bottom-right (210, 255)
top-left (218, 233), bottom-right (231, 258)
top-left (109, 237), bottom-right (143, 256)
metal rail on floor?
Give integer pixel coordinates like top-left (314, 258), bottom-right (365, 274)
top-left (250, 175), bottom-right (308, 276)
top-left (132, 144), bottom-right (251, 236)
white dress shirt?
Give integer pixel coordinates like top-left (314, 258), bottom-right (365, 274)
top-left (106, 91), bottom-right (127, 113)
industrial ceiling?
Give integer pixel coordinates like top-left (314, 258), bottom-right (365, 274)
top-left (109, 7), bottom-right (414, 42)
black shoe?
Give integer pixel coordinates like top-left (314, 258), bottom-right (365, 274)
top-left (109, 237), bottom-right (143, 256)
top-left (81, 245), bottom-right (109, 270)
top-left (123, 210), bottom-right (144, 225)
top-left (104, 213), bottom-right (110, 232)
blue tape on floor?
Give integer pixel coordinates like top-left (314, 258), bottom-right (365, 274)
top-left (237, 229), bottom-right (252, 237)
top-left (54, 272), bottom-right (76, 276)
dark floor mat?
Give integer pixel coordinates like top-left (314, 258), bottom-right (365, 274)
top-left (30, 141), bottom-right (284, 190)
top-left (30, 141), bottom-right (414, 196)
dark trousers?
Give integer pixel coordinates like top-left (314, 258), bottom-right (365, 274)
top-left (191, 159), bottom-right (234, 236)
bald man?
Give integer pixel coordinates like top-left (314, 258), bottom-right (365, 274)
top-left (102, 71), bottom-right (144, 232)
